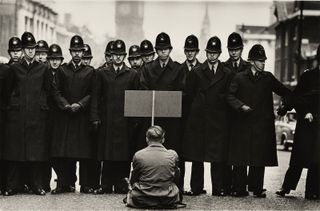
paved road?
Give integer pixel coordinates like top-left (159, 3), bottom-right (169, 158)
top-left (0, 149), bottom-right (319, 210)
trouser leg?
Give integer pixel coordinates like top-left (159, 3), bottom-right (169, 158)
top-left (79, 159), bottom-right (101, 188)
top-left (52, 158), bottom-right (76, 187)
top-left (29, 161), bottom-right (45, 190)
top-left (282, 165), bottom-right (303, 191)
top-left (248, 166), bottom-right (265, 193)
top-left (232, 165), bottom-right (247, 192)
top-left (114, 161), bottom-right (131, 192)
top-left (190, 161), bottom-right (204, 192)
top-left (42, 161), bottom-right (52, 191)
top-left (101, 160), bottom-right (114, 189)
top-left (306, 164), bottom-right (319, 196)
top-left (0, 160), bottom-right (7, 191)
top-left (6, 161), bottom-right (23, 190)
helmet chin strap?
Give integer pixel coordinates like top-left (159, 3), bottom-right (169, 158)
top-left (253, 61), bottom-right (264, 72)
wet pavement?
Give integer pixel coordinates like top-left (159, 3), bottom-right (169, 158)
top-left (0, 149), bottom-right (319, 210)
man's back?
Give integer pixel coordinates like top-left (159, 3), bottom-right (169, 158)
top-left (128, 142), bottom-right (181, 208)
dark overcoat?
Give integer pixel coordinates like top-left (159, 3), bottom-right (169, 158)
top-left (4, 60), bottom-right (51, 161)
top-left (183, 61), bottom-right (234, 162)
top-left (0, 64), bottom-right (9, 159)
top-left (180, 60), bottom-right (201, 128)
top-left (223, 58), bottom-right (251, 74)
top-left (137, 58), bottom-right (185, 154)
top-left (51, 62), bottom-right (94, 158)
top-left (227, 68), bottom-right (292, 166)
top-left (90, 64), bottom-right (139, 161)
top-left (289, 68), bottom-right (320, 166)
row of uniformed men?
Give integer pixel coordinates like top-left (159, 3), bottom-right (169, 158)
top-left (0, 31), bottom-right (318, 199)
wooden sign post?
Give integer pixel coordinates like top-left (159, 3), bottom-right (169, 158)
top-left (124, 90), bottom-right (182, 126)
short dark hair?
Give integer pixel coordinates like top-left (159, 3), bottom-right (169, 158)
top-left (146, 125), bottom-right (165, 142)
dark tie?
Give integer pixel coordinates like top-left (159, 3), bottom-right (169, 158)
top-left (189, 63), bottom-right (194, 71)
top-left (116, 67), bottom-right (120, 74)
top-left (254, 71), bottom-right (260, 80)
top-left (234, 62), bottom-right (238, 70)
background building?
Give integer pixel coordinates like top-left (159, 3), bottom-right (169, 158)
top-left (0, 0), bottom-right (58, 57)
top-left (272, 1), bottom-right (320, 87)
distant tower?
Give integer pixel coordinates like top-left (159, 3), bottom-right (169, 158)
top-left (115, 1), bottom-right (144, 46)
top-left (200, 3), bottom-right (210, 54)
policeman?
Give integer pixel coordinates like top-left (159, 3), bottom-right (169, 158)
top-left (140, 39), bottom-right (155, 64)
top-left (183, 36), bottom-right (234, 196)
top-left (181, 35), bottom-right (205, 196)
top-left (276, 45), bottom-right (320, 200)
top-left (7, 37), bottom-right (23, 64)
top-left (223, 32), bottom-right (250, 73)
top-left (99, 41), bottom-right (114, 69)
top-left (35, 40), bottom-right (49, 63)
top-left (139, 32), bottom-right (185, 192)
top-left (4, 32), bottom-right (51, 196)
top-left (227, 44), bottom-right (292, 197)
top-left (82, 44), bottom-right (93, 66)
top-left (81, 43), bottom-right (102, 192)
top-left (92, 40), bottom-right (139, 194)
top-left (128, 45), bottom-right (143, 72)
top-left (51, 35), bottom-right (95, 194)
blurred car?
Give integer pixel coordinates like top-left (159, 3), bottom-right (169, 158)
top-left (275, 110), bottom-right (296, 151)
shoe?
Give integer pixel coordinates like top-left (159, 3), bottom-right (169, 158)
top-left (305, 194), bottom-right (319, 200)
top-left (94, 187), bottom-right (112, 194)
top-left (21, 184), bottom-right (31, 193)
top-left (4, 188), bottom-right (18, 196)
top-left (276, 188), bottom-right (290, 197)
top-left (254, 189), bottom-right (267, 198)
top-left (51, 186), bottom-right (75, 194)
top-left (32, 188), bottom-right (46, 196)
top-left (230, 191), bottom-right (249, 197)
top-left (212, 189), bottom-right (227, 197)
top-left (80, 186), bottom-right (94, 194)
top-left (184, 189), bottom-right (207, 196)
top-left (44, 186), bottom-right (51, 193)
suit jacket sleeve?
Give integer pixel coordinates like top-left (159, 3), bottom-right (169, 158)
top-left (130, 154), bottom-right (141, 185)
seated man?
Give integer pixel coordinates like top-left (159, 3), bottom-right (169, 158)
top-left (125, 125), bottom-right (183, 209)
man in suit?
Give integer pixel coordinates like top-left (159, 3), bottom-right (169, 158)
top-left (125, 125), bottom-right (182, 209)
top-left (183, 36), bottom-right (234, 196)
top-left (227, 44), bottom-right (292, 197)
top-left (51, 35), bottom-right (95, 194)
top-left (223, 32), bottom-right (250, 73)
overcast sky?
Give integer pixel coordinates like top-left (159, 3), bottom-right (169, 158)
top-left (52, 0), bottom-right (274, 62)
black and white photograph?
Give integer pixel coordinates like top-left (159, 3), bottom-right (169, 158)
top-left (0, 0), bottom-right (319, 210)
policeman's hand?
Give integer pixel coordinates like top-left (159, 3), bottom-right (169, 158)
top-left (70, 103), bottom-right (81, 112)
top-left (241, 105), bottom-right (253, 113)
top-left (304, 113), bottom-right (313, 122)
top-left (64, 104), bottom-right (71, 111)
top-left (92, 121), bottom-right (101, 131)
